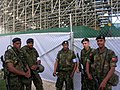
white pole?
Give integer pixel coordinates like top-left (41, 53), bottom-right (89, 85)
top-left (40, 0), bottom-right (41, 29)
top-left (25, 0), bottom-right (27, 31)
top-left (69, 14), bottom-right (74, 51)
top-left (59, 0), bottom-right (61, 28)
top-left (70, 14), bottom-right (72, 33)
top-left (13, 0), bottom-right (15, 32)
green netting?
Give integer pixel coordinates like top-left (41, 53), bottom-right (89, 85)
top-left (73, 26), bottom-right (100, 38)
top-left (0, 25), bottom-right (120, 38)
top-left (100, 25), bottom-right (120, 37)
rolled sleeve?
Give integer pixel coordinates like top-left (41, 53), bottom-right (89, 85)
top-left (56, 51), bottom-right (60, 61)
top-left (87, 58), bottom-right (91, 63)
top-left (4, 50), bottom-right (14, 64)
top-left (110, 57), bottom-right (118, 67)
top-left (110, 51), bottom-right (118, 67)
top-left (5, 59), bottom-right (14, 64)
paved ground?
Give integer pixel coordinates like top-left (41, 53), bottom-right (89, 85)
top-left (32, 80), bottom-right (56, 90)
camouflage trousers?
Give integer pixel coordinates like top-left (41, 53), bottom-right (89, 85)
top-left (56, 71), bottom-right (73, 90)
top-left (81, 75), bottom-right (112, 90)
top-left (23, 84), bottom-right (31, 90)
top-left (20, 75), bottom-right (32, 90)
top-left (8, 76), bottom-right (24, 90)
top-left (81, 75), bottom-right (96, 90)
top-left (21, 80), bottom-right (32, 90)
top-left (32, 73), bottom-right (44, 90)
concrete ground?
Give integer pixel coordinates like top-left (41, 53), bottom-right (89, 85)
top-left (32, 80), bottom-right (56, 90)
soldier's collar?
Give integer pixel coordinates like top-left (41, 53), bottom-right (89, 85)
top-left (62, 48), bottom-right (69, 52)
top-left (26, 45), bottom-right (34, 50)
top-left (12, 47), bottom-right (20, 51)
top-left (84, 46), bottom-right (91, 51)
top-left (98, 47), bottom-right (108, 54)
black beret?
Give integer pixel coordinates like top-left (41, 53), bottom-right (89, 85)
top-left (81, 38), bottom-right (89, 43)
top-left (12, 38), bottom-right (21, 43)
top-left (26, 38), bottom-right (34, 43)
top-left (62, 41), bottom-right (69, 45)
top-left (96, 35), bottom-right (105, 40)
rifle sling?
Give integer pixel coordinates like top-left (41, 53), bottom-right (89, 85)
top-left (10, 48), bottom-right (27, 71)
top-left (100, 48), bottom-right (108, 76)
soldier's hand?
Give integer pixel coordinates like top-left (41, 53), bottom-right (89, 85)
top-left (87, 74), bottom-right (93, 80)
top-left (98, 79), bottom-right (107, 90)
top-left (53, 72), bottom-right (56, 77)
top-left (25, 71), bottom-right (31, 78)
top-left (70, 72), bottom-right (74, 78)
top-left (31, 65), bottom-right (38, 70)
top-left (27, 70), bottom-right (31, 77)
top-left (76, 67), bottom-right (80, 73)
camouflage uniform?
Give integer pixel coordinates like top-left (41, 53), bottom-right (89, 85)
top-left (56, 49), bottom-right (76, 90)
top-left (80, 47), bottom-right (95, 90)
top-left (20, 54), bottom-right (32, 90)
top-left (4, 47), bottom-right (25, 90)
top-left (21, 45), bottom-right (43, 90)
top-left (89, 47), bottom-right (117, 90)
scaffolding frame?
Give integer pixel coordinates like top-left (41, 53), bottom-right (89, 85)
top-left (0, 0), bottom-right (120, 33)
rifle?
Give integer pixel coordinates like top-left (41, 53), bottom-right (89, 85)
top-left (1, 55), bottom-right (10, 90)
top-left (92, 74), bottom-right (99, 90)
top-left (76, 53), bottom-right (89, 90)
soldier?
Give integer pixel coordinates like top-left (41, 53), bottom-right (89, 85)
top-left (21, 38), bottom-right (44, 90)
top-left (79, 38), bottom-right (95, 90)
top-left (4, 38), bottom-right (31, 90)
top-left (86, 35), bottom-right (118, 90)
top-left (53, 40), bottom-right (77, 90)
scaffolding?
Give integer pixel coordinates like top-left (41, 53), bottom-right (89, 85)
top-left (0, 0), bottom-right (120, 34)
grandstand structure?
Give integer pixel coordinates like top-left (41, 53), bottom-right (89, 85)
top-left (0, 0), bottom-right (120, 33)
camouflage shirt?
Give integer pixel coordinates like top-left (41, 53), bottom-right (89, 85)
top-left (56, 49), bottom-right (76, 72)
top-left (81, 47), bottom-right (94, 69)
top-left (90, 47), bottom-right (117, 79)
top-left (4, 47), bottom-right (26, 76)
top-left (21, 45), bottom-right (39, 67)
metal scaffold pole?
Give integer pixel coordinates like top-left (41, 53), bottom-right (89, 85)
top-left (70, 14), bottom-right (74, 51)
top-left (59, 0), bottom-right (61, 28)
top-left (13, 0), bottom-right (15, 33)
top-left (0, 0), bottom-right (120, 33)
